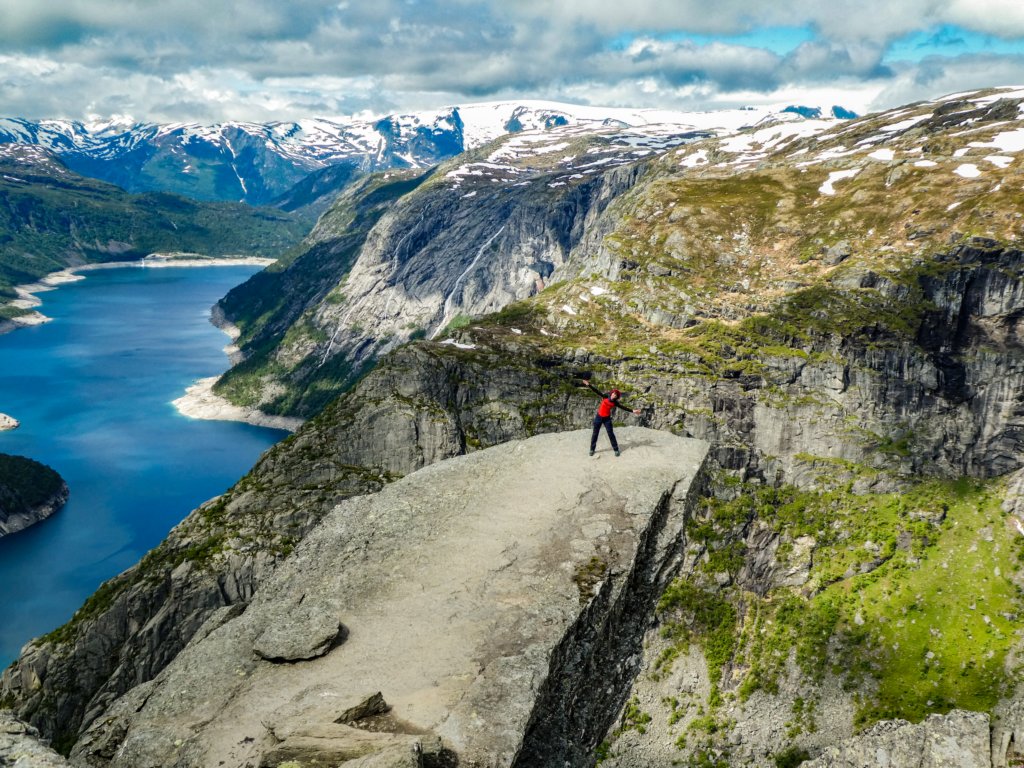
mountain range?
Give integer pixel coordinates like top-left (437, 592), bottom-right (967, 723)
top-left (0, 101), bottom-right (856, 209)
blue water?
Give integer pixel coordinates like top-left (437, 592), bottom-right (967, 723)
top-left (0, 266), bottom-right (287, 667)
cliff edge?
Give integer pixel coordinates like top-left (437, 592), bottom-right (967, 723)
top-left (70, 428), bottom-right (708, 767)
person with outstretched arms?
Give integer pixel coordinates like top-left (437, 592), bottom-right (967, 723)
top-left (581, 379), bottom-right (642, 456)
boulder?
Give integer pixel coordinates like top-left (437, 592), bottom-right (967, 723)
top-left (253, 600), bottom-right (345, 662)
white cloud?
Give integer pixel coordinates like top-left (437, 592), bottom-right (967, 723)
top-left (0, 1), bottom-right (1022, 122)
top-left (946, 0), bottom-right (1024, 37)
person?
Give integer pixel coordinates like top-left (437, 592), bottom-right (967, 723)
top-left (582, 379), bottom-right (642, 456)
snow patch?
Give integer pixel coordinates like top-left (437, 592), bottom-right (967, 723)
top-left (947, 202), bottom-right (962, 210)
top-left (815, 146), bottom-right (859, 161)
top-left (880, 114), bottom-right (930, 133)
top-left (561, 304), bottom-right (578, 316)
top-left (954, 164), bottom-right (982, 178)
top-left (680, 149), bottom-right (708, 167)
top-left (867, 148), bottom-right (895, 161)
top-left (985, 155), bottom-right (1014, 169)
top-left (913, 160), bottom-right (938, 168)
top-left (819, 168), bottom-right (861, 195)
top-left (440, 338), bottom-right (477, 350)
top-left (969, 128), bottom-right (1024, 153)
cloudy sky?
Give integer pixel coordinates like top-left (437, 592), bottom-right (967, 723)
top-left (2, 0), bottom-right (1024, 123)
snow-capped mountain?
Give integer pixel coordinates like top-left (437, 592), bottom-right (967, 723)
top-left (0, 101), bottom-right (856, 206)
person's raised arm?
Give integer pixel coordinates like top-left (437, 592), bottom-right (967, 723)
top-left (613, 398), bottom-right (642, 416)
top-left (581, 379), bottom-right (605, 398)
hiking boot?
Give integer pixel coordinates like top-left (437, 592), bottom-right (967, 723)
top-left (614, 449), bottom-right (621, 457)
top-left (589, 449), bottom-right (595, 456)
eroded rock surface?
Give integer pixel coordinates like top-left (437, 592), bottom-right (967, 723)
top-left (802, 710), bottom-right (992, 768)
top-left (0, 711), bottom-right (70, 767)
top-left (73, 428), bottom-right (708, 768)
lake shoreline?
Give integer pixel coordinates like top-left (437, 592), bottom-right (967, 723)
top-left (172, 294), bottom-right (304, 433)
top-left (172, 377), bottom-right (303, 433)
top-left (0, 263), bottom-right (288, 667)
top-left (3, 254), bottom-right (302, 434)
top-left (1, 254), bottom-right (277, 335)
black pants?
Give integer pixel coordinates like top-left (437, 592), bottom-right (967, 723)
top-left (591, 415), bottom-right (618, 451)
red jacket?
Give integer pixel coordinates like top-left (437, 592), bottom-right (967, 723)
top-left (587, 383), bottom-right (629, 418)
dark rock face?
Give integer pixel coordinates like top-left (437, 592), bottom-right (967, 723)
top-left (214, 137), bottom-right (651, 418)
top-left (6, 92), bottom-right (1024, 764)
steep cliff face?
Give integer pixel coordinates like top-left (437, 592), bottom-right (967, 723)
top-left (0, 341), bottom-right (604, 748)
top-left (214, 123), bottom-right (708, 417)
top-left (0, 453), bottom-right (68, 538)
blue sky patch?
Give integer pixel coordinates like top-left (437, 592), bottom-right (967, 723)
top-left (886, 24), bottom-right (1024, 62)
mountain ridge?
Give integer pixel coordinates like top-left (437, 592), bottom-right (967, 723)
top-left (0, 144), bottom-right (308, 311)
top-left (0, 101), bottom-right (853, 207)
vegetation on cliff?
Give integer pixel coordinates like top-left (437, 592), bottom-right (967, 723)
top-left (0, 145), bottom-right (307, 306)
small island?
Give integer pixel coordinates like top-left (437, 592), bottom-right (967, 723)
top-left (0, 453), bottom-right (69, 537)
top-left (0, 413), bottom-right (19, 430)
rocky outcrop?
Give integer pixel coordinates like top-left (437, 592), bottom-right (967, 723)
top-left (68, 429), bottom-right (708, 768)
top-left (0, 454), bottom-right (69, 538)
top-left (802, 710), bottom-right (992, 768)
top-left (0, 711), bottom-right (70, 767)
top-left (7, 230), bottom-right (1024, 745)
top-left (0, 413), bottom-right (18, 430)
top-left (0, 341), bottom-right (599, 747)
top-left (8, 89), bottom-right (1024, 766)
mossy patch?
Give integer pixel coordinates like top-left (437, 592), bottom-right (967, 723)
top-left (655, 474), bottom-right (1022, 738)
top-left (573, 555), bottom-right (608, 603)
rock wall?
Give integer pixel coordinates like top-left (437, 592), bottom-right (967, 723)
top-left (802, 710), bottom-right (992, 768)
top-left (0, 343), bottom-right (611, 748)
top-left (5, 233), bottom-right (1023, 750)
top-left (216, 152), bottom-right (647, 417)
top-left (0, 711), bottom-right (70, 767)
